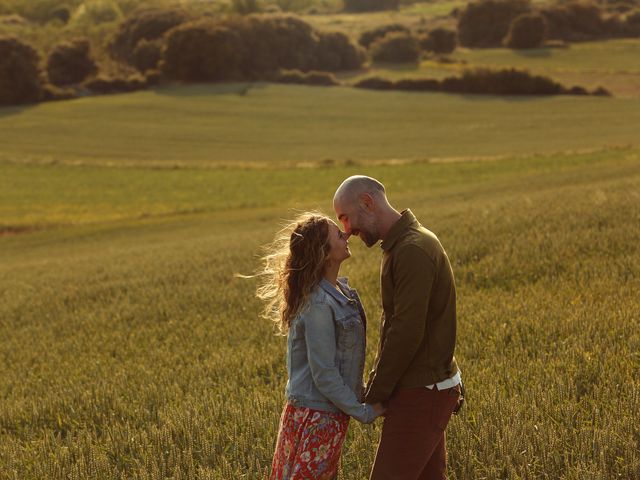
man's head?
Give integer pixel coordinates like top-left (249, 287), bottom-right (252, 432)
top-left (333, 175), bottom-right (387, 248)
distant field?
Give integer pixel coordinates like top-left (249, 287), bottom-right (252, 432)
top-left (357, 39), bottom-right (640, 98)
top-left (1, 84), bottom-right (640, 169)
top-left (1, 145), bottom-right (639, 478)
top-left (1, 147), bottom-right (637, 231)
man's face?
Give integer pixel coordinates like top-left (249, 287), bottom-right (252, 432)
top-left (334, 197), bottom-right (379, 248)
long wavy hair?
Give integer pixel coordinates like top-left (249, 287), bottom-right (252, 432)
top-left (255, 212), bottom-right (332, 334)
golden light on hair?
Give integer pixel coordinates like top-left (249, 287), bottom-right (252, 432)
top-left (254, 211), bottom-right (332, 334)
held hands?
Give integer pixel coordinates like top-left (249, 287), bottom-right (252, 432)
top-left (371, 402), bottom-right (386, 417)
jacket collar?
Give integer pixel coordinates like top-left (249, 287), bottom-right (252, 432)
top-left (319, 277), bottom-right (353, 306)
top-left (381, 209), bottom-right (417, 252)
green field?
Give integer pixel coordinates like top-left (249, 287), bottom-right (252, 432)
top-left (2, 84), bottom-right (640, 478)
top-left (2, 84), bottom-right (640, 170)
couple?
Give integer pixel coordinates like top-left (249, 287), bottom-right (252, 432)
top-left (257, 176), bottom-right (463, 480)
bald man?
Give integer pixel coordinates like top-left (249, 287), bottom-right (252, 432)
top-left (333, 175), bottom-right (463, 480)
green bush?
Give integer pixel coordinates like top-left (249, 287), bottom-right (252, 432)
top-left (42, 82), bottom-right (78, 101)
top-left (83, 72), bottom-right (147, 94)
top-left (46, 38), bottom-right (98, 86)
top-left (0, 36), bottom-right (43, 105)
top-left (354, 68), bottom-right (607, 96)
top-left (358, 23), bottom-right (409, 47)
top-left (0, 0), bottom-right (82, 24)
top-left (0, 14), bottom-right (28, 26)
top-left (315, 31), bottom-right (366, 71)
top-left (162, 20), bottom-right (246, 82)
top-left (50, 4), bottom-right (72, 24)
top-left (109, 7), bottom-right (189, 65)
top-left (370, 32), bottom-right (421, 63)
top-left (458, 0), bottom-right (532, 47)
top-left (70, 0), bottom-right (123, 25)
top-left (275, 69), bottom-right (339, 85)
top-left (343, 0), bottom-right (400, 13)
top-left (131, 38), bottom-right (163, 72)
top-left (627, 10), bottom-right (640, 27)
top-left (353, 76), bottom-right (395, 89)
top-left (504, 13), bottom-right (548, 48)
top-left (442, 68), bottom-right (565, 95)
top-left (240, 14), bottom-right (320, 73)
top-left (231, 0), bottom-right (261, 15)
top-left (161, 14), bottom-right (365, 82)
top-left (540, 2), bottom-right (606, 41)
top-left (419, 27), bottom-right (458, 54)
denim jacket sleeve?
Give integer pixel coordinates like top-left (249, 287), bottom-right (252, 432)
top-left (304, 303), bottom-right (377, 424)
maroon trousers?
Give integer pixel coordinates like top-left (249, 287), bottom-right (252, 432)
top-left (370, 385), bottom-right (461, 480)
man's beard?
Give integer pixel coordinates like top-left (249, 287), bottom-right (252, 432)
top-left (360, 229), bottom-right (378, 248)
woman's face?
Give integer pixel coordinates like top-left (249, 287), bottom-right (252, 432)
top-left (327, 221), bottom-right (351, 265)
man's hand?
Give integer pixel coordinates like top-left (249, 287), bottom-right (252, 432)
top-left (371, 402), bottom-right (386, 417)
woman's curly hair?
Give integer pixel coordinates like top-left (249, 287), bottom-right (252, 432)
top-left (255, 212), bottom-right (332, 334)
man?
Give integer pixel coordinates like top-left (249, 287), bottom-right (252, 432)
top-left (333, 175), bottom-right (462, 480)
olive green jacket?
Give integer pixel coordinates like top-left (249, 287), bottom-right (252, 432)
top-left (364, 209), bottom-right (459, 404)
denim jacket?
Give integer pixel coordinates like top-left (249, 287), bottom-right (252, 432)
top-left (284, 277), bottom-right (378, 424)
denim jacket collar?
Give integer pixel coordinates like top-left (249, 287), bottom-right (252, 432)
top-left (319, 277), bottom-right (354, 306)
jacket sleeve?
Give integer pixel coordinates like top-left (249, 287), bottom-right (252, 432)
top-left (304, 303), bottom-right (377, 424)
top-left (365, 245), bottom-right (435, 403)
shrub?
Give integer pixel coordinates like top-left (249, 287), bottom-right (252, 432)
top-left (504, 13), bottom-right (548, 48)
top-left (370, 32), bottom-right (421, 63)
top-left (162, 20), bottom-right (245, 82)
top-left (0, 14), bottom-right (29, 26)
top-left (70, 0), bottom-right (123, 26)
top-left (50, 5), bottom-right (72, 24)
top-left (621, 10), bottom-right (640, 35)
top-left (0, 36), bottom-right (43, 106)
top-left (353, 69), bottom-right (602, 96)
top-left (458, 0), bottom-right (532, 47)
top-left (358, 23), bottom-right (410, 47)
top-left (601, 13), bottom-right (631, 36)
top-left (231, 0), bottom-right (261, 15)
top-left (419, 27), bottom-right (458, 53)
top-left (240, 14), bottom-right (320, 74)
top-left (394, 78), bottom-right (441, 90)
top-left (353, 77), bottom-right (395, 89)
top-left (315, 31), bottom-right (366, 71)
top-left (0, 1), bottom-right (75, 24)
top-left (144, 69), bottom-right (163, 86)
top-left (161, 14), bottom-right (365, 82)
top-left (540, 2), bottom-right (607, 41)
top-left (46, 38), bottom-right (98, 86)
top-left (343, 0), bottom-right (400, 12)
top-left (627, 10), bottom-right (640, 25)
top-left (131, 38), bottom-right (163, 72)
top-left (42, 83), bottom-right (78, 101)
top-left (109, 7), bottom-right (189, 64)
top-left (567, 85), bottom-right (589, 95)
top-left (83, 73), bottom-right (148, 94)
top-left (275, 69), bottom-right (339, 85)
top-left (592, 86), bottom-right (611, 96)
top-left (441, 68), bottom-right (565, 95)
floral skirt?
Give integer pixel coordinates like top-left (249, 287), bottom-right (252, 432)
top-left (270, 403), bottom-right (350, 480)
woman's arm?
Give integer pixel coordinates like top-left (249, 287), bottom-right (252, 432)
top-left (304, 303), bottom-right (379, 424)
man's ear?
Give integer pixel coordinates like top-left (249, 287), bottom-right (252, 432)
top-left (360, 192), bottom-right (375, 212)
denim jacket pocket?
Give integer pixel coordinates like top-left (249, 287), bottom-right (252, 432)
top-left (336, 313), bottom-right (361, 350)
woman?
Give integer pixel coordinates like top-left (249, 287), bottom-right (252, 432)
top-left (255, 212), bottom-right (384, 480)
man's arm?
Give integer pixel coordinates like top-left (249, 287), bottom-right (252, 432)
top-left (365, 245), bottom-right (435, 403)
